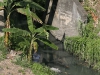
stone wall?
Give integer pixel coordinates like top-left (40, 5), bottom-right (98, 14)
top-left (45, 0), bottom-right (87, 40)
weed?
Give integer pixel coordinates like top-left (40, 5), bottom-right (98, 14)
top-left (64, 14), bottom-right (100, 71)
top-left (18, 69), bottom-right (25, 75)
top-left (0, 36), bottom-right (8, 61)
top-left (14, 58), bottom-right (55, 75)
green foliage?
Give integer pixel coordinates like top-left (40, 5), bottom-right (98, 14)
top-left (17, 6), bottom-right (43, 24)
top-left (33, 0), bottom-right (46, 19)
top-left (2, 28), bottom-right (30, 36)
top-left (64, 36), bottom-right (100, 71)
top-left (0, 0), bottom-right (57, 74)
top-left (0, 0), bottom-right (45, 24)
top-left (2, 0), bottom-right (58, 62)
top-left (0, 37), bottom-right (6, 50)
top-left (0, 37), bottom-right (8, 61)
top-left (2, 25), bottom-right (58, 50)
top-left (31, 63), bottom-right (55, 75)
top-left (64, 18), bottom-right (100, 71)
top-left (2, 24), bottom-right (58, 61)
top-left (14, 59), bottom-right (55, 75)
top-left (0, 0), bottom-right (46, 47)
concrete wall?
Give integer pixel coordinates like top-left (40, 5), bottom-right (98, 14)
top-left (0, 0), bottom-right (4, 37)
top-left (45, 0), bottom-right (87, 40)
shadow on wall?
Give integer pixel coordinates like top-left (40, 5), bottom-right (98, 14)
top-left (0, 26), bottom-right (4, 32)
top-left (0, 14), bottom-right (4, 36)
top-left (44, 0), bottom-right (58, 25)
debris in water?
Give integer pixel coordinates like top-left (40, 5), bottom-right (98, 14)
top-left (50, 67), bottom-right (61, 72)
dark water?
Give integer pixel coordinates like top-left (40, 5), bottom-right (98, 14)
top-left (47, 53), bottom-right (100, 75)
top-left (48, 57), bottom-right (100, 75)
top-left (39, 49), bottom-right (100, 75)
top-left (38, 33), bottom-right (100, 75)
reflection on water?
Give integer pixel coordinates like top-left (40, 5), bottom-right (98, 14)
top-left (48, 55), bottom-right (100, 75)
top-left (38, 48), bottom-right (100, 75)
top-left (38, 34), bottom-right (100, 75)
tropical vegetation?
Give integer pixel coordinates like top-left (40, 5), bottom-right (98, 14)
top-left (0, 0), bottom-right (58, 75)
top-left (64, 11), bottom-right (100, 71)
top-left (1, 0), bottom-right (100, 74)
top-left (14, 60), bottom-right (56, 75)
top-left (0, 0), bottom-right (45, 47)
top-left (0, 0), bottom-right (58, 62)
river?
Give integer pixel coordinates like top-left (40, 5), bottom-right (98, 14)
top-left (38, 33), bottom-right (100, 75)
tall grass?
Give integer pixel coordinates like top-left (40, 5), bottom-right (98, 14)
top-left (0, 36), bottom-right (8, 61)
top-left (64, 20), bottom-right (100, 71)
top-left (14, 59), bottom-right (55, 75)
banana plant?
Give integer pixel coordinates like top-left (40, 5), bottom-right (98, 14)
top-left (2, 25), bottom-right (58, 62)
top-left (2, 6), bottom-right (58, 62)
top-left (0, 0), bottom-right (45, 47)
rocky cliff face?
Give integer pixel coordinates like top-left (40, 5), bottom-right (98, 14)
top-left (45, 0), bottom-right (87, 40)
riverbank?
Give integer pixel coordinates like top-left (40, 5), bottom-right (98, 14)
top-left (0, 58), bottom-right (34, 75)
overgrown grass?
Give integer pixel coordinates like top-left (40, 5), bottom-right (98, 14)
top-left (64, 18), bottom-right (100, 71)
top-left (64, 37), bottom-right (100, 72)
top-left (0, 36), bottom-right (8, 61)
top-left (14, 59), bottom-right (56, 75)
top-left (0, 42), bottom-right (55, 75)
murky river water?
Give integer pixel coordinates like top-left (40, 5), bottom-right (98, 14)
top-left (38, 34), bottom-right (100, 75)
top-left (49, 57), bottom-right (100, 75)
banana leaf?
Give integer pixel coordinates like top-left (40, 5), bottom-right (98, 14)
top-left (34, 27), bottom-right (44, 33)
top-left (38, 38), bottom-right (58, 50)
top-left (43, 25), bottom-right (59, 30)
top-left (0, 2), bottom-right (4, 10)
top-left (2, 28), bottom-right (30, 36)
top-left (16, 0), bottom-right (45, 11)
top-left (17, 8), bottom-right (43, 24)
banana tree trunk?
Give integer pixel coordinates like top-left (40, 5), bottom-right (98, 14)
top-left (4, 14), bottom-right (10, 47)
top-left (28, 39), bottom-right (33, 62)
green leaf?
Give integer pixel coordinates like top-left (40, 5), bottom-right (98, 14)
top-left (0, 2), bottom-right (4, 7)
top-left (17, 7), bottom-right (35, 32)
top-left (34, 27), bottom-right (49, 39)
top-left (31, 12), bottom-right (43, 24)
top-left (38, 38), bottom-right (58, 50)
top-left (17, 1), bottom-right (45, 11)
top-left (17, 8), bottom-right (27, 15)
top-left (25, 6), bottom-right (35, 32)
top-left (18, 39), bottom-right (30, 49)
top-left (2, 28), bottom-right (18, 33)
top-left (17, 8), bottom-right (43, 24)
top-left (2, 28), bottom-right (30, 36)
top-left (43, 25), bottom-right (59, 30)
top-left (7, 0), bottom-right (14, 8)
top-left (34, 27), bottom-right (44, 33)
top-left (0, 2), bottom-right (4, 10)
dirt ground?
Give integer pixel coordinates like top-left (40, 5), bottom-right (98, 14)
top-left (0, 58), bottom-right (34, 75)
